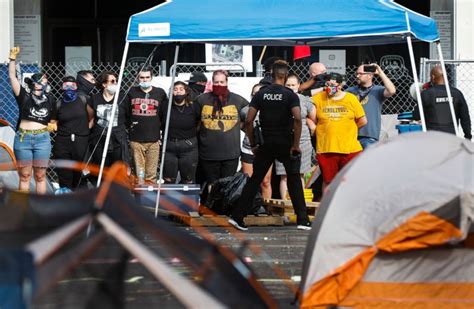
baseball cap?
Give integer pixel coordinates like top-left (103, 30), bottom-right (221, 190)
top-left (186, 72), bottom-right (207, 83)
top-left (326, 72), bottom-right (344, 83)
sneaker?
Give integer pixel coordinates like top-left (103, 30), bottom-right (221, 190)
top-left (297, 222), bottom-right (312, 231)
top-left (228, 218), bottom-right (248, 231)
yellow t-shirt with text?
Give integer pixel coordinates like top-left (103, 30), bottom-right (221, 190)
top-left (312, 91), bottom-right (365, 154)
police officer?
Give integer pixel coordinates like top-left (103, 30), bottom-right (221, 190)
top-left (228, 60), bottom-right (311, 231)
top-left (413, 65), bottom-right (471, 140)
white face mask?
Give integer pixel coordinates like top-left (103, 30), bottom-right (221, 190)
top-left (106, 84), bottom-right (118, 95)
top-left (139, 81), bottom-right (152, 90)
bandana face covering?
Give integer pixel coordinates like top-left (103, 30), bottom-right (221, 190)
top-left (211, 85), bottom-right (229, 118)
top-left (212, 85), bottom-right (228, 97)
top-left (63, 90), bottom-right (77, 103)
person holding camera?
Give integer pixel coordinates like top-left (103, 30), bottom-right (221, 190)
top-left (298, 62), bottom-right (328, 97)
top-left (8, 47), bottom-right (57, 194)
top-left (312, 73), bottom-right (367, 191)
top-left (228, 60), bottom-right (311, 231)
top-left (346, 64), bottom-right (396, 149)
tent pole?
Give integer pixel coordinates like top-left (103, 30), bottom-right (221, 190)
top-left (97, 42), bottom-right (130, 186)
top-left (96, 213), bottom-right (225, 308)
top-left (436, 42), bottom-right (460, 136)
top-left (406, 36), bottom-right (427, 132)
top-left (155, 44), bottom-right (180, 218)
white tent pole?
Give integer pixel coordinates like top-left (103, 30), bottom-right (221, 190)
top-left (96, 213), bottom-right (225, 308)
top-left (97, 42), bottom-right (130, 186)
top-left (406, 36), bottom-right (427, 132)
top-left (436, 42), bottom-right (460, 136)
top-left (155, 44), bottom-right (180, 218)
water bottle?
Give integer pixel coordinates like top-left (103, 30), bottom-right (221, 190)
top-left (138, 168), bottom-right (145, 185)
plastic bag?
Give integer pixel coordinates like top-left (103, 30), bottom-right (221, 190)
top-left (205, 172), bottom-right (267, 215)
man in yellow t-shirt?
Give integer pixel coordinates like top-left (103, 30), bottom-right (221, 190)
top-left (312, 72), bottom-right (367, 188)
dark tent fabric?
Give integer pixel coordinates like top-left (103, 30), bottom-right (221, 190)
top-left (0, 180), bottom-right (274, 307)
top-left (0, 249), bottom-right (35, 309)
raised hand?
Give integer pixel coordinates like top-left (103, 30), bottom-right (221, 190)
top-left (9, 46), bottom-right (21, 60)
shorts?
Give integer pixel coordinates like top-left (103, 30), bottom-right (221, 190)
top-left (316, 152), bottom-right (361, 184)
top-left (14, 130), bottom-right (51, 168)
top-left (240, 152), bottom-right (254, 164)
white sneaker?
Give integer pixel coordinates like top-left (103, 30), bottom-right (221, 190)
top-left (228, 218), bottom-right (248, 231)
top-left (297, 223), bottom-right (312, 230)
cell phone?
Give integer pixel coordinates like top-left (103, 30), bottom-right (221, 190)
top-left (363, 65), bottom-right (376, 73)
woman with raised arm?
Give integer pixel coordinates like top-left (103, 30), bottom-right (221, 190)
top-left (8, 47), bottom-right (57, 194)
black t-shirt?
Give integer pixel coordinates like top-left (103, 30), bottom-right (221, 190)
top-left (127, 86), bottom-right (167, 142)
top-left (414, 85), bottom-right (472, 139)
top-left (250, 84), bottom-right (300, 142)
top-left (88, 92), bottom-right (127, 138)
top-left (195, 92), bottom-right (248, 160)
top-left (15, 87), bottom-right (57, 126)
top-left (160, 101), bottom-right (200, 140)
top-left (56, 96), bottom-right (90, 136)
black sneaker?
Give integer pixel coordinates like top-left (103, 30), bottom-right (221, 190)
top-left (228, 218), bottom-right (248, 231)
top-left (297, 222), bottom-right (312, 231)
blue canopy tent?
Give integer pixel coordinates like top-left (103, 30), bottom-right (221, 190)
top-left (98, 0), bottom-right (451, 217)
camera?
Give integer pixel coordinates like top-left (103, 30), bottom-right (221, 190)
top-left (363, 65), bottom-right (376, 73)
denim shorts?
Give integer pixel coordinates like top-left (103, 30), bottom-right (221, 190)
top-left (14, 131), bottom-right (51, 168)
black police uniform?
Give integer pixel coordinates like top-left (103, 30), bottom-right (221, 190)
top-left (231, 84), bottom-right (310, 225)
top-left (413, 84), bottom-right (472, 140)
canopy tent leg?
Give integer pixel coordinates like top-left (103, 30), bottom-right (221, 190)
top-left (406, 36), bottom-right (427, 132)
top-left (436, 42), bottom-right (460, 136)
top-left (97, 42), bottom-right (130, 186)
top-left (155, 44), bottom-right (180, 218)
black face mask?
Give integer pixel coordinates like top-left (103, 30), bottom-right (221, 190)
top-left (189, 83), bottom-right (205, 94)
top-left (77, 74), bottom-right (95, 95)
top-left (313, 73), bottom-right (328, 88)
top-left (173, 94), bottom-right (186, 103)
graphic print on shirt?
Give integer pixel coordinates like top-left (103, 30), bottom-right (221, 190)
top-left (29, 106), bottom-right (49, 120)
top-left (97, 104), bottom-right (118, 127)
top-left (321, 105), bottom-right (349, 121)
top-left (131, 97), bottom-right (160, 116)
top-left (201, 105), bottom-right (238, 132)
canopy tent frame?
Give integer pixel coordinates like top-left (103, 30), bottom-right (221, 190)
top-left (96, 0), bottom-right (454, 216)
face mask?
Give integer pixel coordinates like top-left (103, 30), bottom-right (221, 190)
top-left (325, 85), bottom-right (339, 96)
top-left (106, 84), bottom-right (118, 95)
top-left (212, 85), bottom-right (228, 97)
top-left (77, 75), bottom-right (95, 94)
top-left (173, 94), bottom-right (186, 103)
top-left (63, 89), bottom-right (77, 103)
top-left (43, 84), bottom-right (51, 94)
top-left (139, 81), bottom-right (152, 90)
top-left (190, 83), bottom-right (205, 94)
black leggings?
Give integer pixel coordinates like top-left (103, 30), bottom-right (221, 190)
top-left (163, 137), bottom-right (198, 183)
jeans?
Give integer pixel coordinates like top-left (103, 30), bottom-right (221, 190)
top-left (163, 137), bottom-right (198, 183)
top-left (14, 131), bottom-right (51, 168)
top-left (358, 136), bottom-right (378, 150)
